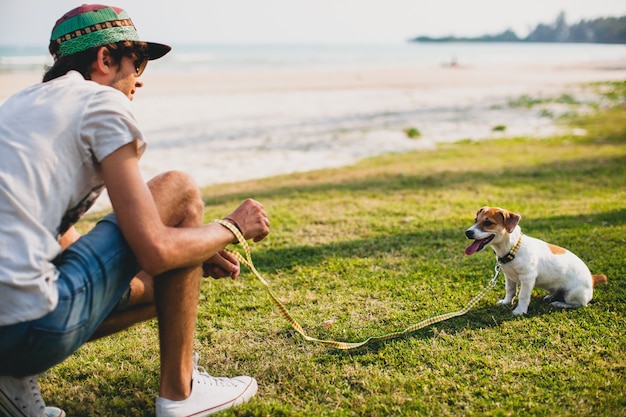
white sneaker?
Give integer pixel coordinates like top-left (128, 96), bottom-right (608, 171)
top-left (155, 354), bottom-right (258, 417)
top-left (44, 407), bottom-right (66, 417)
top-left (0, 375), bottom-right (65, 417)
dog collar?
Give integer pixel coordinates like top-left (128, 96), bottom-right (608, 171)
top-left (498, 235), bottom-right (523, 264)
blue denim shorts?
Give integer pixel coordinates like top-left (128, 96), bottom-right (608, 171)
top-left (0, 213), bottom-right (140, 377)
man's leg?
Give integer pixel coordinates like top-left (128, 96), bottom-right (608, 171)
top-left (91, 171), bottom-right (205, 400)
top-left (88, 271), bottom-right (156, 341)
top-left (138, 171), bottom-right (205, 400)
top-left (149, 173), bottom-right (204, 400)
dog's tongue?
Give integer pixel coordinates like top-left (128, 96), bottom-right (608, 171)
top-left (465, 240), bottom-right (482, 256)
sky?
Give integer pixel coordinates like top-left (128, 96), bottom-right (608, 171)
top-left (1, 0), bottom-right (625, 47)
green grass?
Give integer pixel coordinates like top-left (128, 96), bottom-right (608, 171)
top-left (46, 83), bottom-right (626, 416)
top-left (404, 127), bottom-right (422, 139)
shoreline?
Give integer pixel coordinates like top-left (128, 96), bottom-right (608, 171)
top-left (1, 60), bottom-right (624, 211)
top-left (137, 60), bottom-right (626, 95)
top-left (3, 60), bottom-right (625, 98)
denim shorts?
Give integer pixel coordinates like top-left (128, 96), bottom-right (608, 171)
top-left (0, 213), bottom-right (140, 377)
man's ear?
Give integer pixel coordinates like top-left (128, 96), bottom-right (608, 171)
top-left (92, 46), bottom-right (113, 76)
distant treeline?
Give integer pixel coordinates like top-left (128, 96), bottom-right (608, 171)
top-left (412, 12), bottom-right (626, 44)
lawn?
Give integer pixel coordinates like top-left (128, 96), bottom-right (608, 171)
top-left (44, 82), bottom-right (625, 416)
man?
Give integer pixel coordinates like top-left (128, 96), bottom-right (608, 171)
top-left (0, 4), bottom-right (269, 417)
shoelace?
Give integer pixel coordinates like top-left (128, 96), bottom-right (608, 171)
top-left (12, 376), bottom-right (45, 413)
top-left (192, 353), bottom-right (239, 388)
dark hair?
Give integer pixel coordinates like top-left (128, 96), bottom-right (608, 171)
top-left (43, 41), bottom-right (148, 82)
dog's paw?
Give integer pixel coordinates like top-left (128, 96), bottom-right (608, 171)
top-left (496, 299), bottom-right (512, 306)
top-left (512, 306), bottom-right (528, 315)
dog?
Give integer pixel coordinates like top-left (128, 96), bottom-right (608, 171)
top-left (465, 206), bottom-right (607, 315)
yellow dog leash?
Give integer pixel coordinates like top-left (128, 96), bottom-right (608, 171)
top-left (213, 219), bottom-right (501, 350)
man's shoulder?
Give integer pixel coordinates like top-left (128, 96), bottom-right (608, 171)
top-left (46, 72), bottom-right (131, 113)
top-left (57, 71), bottom-right (111, 94)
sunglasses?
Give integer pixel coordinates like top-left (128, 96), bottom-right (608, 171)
top-left (133, 53), bottom-right (149, 76)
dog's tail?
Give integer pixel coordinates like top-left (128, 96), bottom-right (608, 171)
top-left (592, 274), bottom-right (608, 287)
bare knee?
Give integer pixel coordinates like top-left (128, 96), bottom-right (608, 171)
top-left (149, 171), bottom-right (204, 227)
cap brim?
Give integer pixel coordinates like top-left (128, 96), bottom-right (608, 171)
top-left (146, 42), bottom-right (172, 60)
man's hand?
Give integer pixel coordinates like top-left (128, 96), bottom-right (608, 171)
top-left (225, 199), bottom-right (270, 243)
top-left (202, 251), bottom-right (241, 279)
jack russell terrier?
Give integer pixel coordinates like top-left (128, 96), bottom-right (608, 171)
top-left (465, 206), bottom-right (607, 315)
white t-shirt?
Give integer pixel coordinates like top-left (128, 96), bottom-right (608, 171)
top-left (0, 71), bottom-right (145, 325)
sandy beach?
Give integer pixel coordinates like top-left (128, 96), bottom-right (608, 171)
top-left (1, 58), bottom-right (625, 211)
top-left (136, 62), bottom-right (626, 184)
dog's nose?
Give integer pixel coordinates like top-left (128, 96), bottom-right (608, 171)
top-left (465, 229), bottom-right (474, 239)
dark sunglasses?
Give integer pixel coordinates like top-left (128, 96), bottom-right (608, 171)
top-left (133, 53), bottom-right (149, 76)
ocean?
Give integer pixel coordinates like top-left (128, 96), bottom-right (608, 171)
top-left (1, 42), bottom-right (625, 73)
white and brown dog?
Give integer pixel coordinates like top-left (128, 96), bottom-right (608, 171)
top-left (465, 206), bottom-right (607, 315)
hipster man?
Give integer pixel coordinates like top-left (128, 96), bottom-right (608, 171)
top-left (0, 5), bottom-right (269, 416)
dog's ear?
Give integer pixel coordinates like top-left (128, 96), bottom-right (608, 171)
top-left (503, 210), bottom-right (521, 233)
top-left (477, 206), bottom-right (489, 217)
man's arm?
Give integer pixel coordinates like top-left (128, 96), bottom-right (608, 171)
top-left (100, 142), bottom-right (269, 277)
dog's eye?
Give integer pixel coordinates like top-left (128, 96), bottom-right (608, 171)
top-left (483, 220), bottom-right (494, 226)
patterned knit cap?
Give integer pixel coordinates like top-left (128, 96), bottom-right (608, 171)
top-left (50, 4), bottom-right (171, 60)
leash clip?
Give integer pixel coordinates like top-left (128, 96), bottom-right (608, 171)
top-left (490, 263), bottom-right (502, 286)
